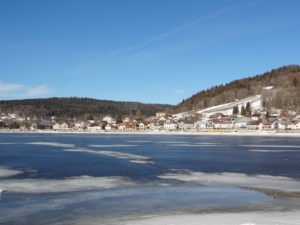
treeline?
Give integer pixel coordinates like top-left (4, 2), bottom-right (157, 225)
top-left (0, 97), bottom-right (174, 121)
top-left (174, 65), bottom-right (300, 112)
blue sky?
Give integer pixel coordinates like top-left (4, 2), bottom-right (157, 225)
top-left (0, 0), bottom-right (300, 104)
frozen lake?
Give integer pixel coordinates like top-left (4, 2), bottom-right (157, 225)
top-left (0, 133), bottom-right (300, 224)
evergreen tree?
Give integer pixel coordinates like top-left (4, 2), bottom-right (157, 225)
top-left (232, 105), bottom-right (239, 115)
top-left (246, 102), bottom-right (251, 116)
top-left (241, 105), bottom-right (246, 116)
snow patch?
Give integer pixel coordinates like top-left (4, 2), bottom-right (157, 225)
top-left (240, 145), bottom-right (300, 148)
top-left (168, 144), bottom-right (222, 147)
top-left (0, 176), bottom-right (133, 193)
top-left (64, 148), bottom-right (154, 164)
top-left (264, 86), bottom-right (274, 90)
top-left (89, 144), bottom-right (138, 148)
top-left (106, 211), bottom-right (300, 225)
top-left (158, 170), bottom-right (300, 192)
top-left (195, 95), bottom-right (262, 117)
top-left (26, 142), bottom-right (75, 148)
top-left (248, 149), bottom-right (300, 153)
top-left (0, 167), bottom-right (23, 178)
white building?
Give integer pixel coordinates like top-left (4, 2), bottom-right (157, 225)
top-left (164, 120), bottom-right (178, 130)
top-left (214, 122), bottom-right (233, 129)
top-left (87, 125), bottom-right (102, 131)
top-left (178, 121), bottom-right (193, 130)
top-left (52, 123), bottom-right (61, 130)
top-left (156, 112), bottom-right (166, 118)
top-left (75, 121), bottom-right (86, 129)
top-left (287, 121), bottom-right (300, 130)
top-left (105, 123), bottom-right (112, 130)
top-left (103, 116), bottom-right (114, 123)
top-left (60, 123), bottom-right (69, 130)
top-left (139, 123), bottom-right (146, 130)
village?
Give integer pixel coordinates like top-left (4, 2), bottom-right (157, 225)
top-left (1, 105), bottom-right (300, 132)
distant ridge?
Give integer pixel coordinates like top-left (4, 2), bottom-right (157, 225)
top-left (174, 65), bottom-right (300, 113)
top-left (0, 97), bottom-right (174, 120)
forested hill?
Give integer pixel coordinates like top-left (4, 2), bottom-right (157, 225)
top-left (174, 65), bottom-right (300, 113)
top-left (0, 97), bottom-right (174, 120)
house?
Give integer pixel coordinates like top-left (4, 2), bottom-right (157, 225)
top-left (278, 121), bottom-right (287, 130)
top-left (117, 123), bottom-right (127, 130)
top-left (214, 121), bottom-right (233, 129)
top-left (246, 121), bottom-right (260, 130)
top-left (126, 122), bottom-right (138, 130)
top-left (194, 120), bottom-right (208, 129)
top-left (51, 116), bottom-right (57, 123)
top-left (52, 123), bottom-right (61, 130)
top-left (156, 112), bottom-right (166, 118)
top-left (103, 116), bottom-right (114, 124)
top-left (148, 123), bottom-right (156, 130)
top-left (251, 113), bottom-right (261, 121)
top-left (178, 121), bottom-right (194, 130)
top-left (159, 116), bottom-right (166, 121)
top-left (287, 121), bottom-right (300, 130)
top-left (139, 122), bottom-right (146, 130)
top-left (37, 120), bottom-right (52, 130)
top-left (271, 121), bottom-right (287, 130)
top-left (105, 123), bottom-right (112, 130)
top-left (163, 120), bottom-right (178, 130)
top-left (60, 123), bottom-right (69, 130)
top-left (233, 117), bottom-right (252, 129)
top-left (149, 122), bottom-right (163, 130)
top-left (74, 121), bottom-right (86, 130)
top-left (259, 122), bottom-right (272, 130)
top-left (87, 123), bottom-right (102, 131)
top-left (123, 117), bottom-right (131, 123)
top-left (30, 123), bottom-right (37, 130)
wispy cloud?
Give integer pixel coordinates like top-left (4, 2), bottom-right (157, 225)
top-left (0, 82), bottom-right (23, 95)
top-left (0, 81), bottom-right (50, 98)
top-left (25, 85), bottom-right (49, 97)
top-left (67, 1), bottom-right (254, 76)
top-left (172, 90), bottom-right (186, 95)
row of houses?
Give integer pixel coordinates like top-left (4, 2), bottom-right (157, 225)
top-left (1, 111), bottom-right (300, 131)
top-left (194, 112), bottom-right (300, 130)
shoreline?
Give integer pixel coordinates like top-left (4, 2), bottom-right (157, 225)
top-left (1, 129), bottom-right (300, 137)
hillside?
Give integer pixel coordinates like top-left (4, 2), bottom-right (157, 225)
top-left (0, 97), bottom-right (174, 121)
top-left (174, 65), bottom-right (300, 113)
